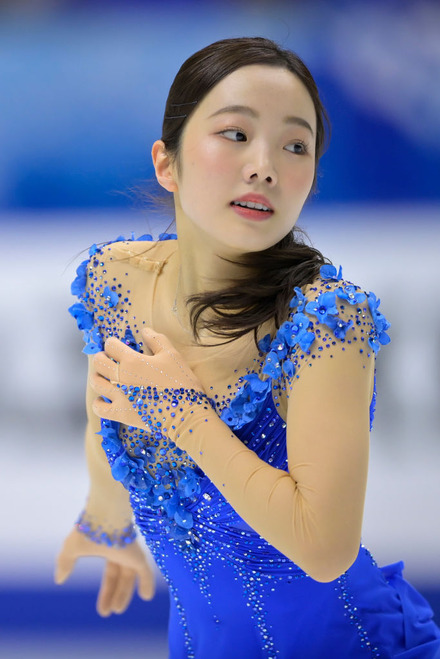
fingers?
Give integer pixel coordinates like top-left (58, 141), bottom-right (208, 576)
top-left (93, 352), bottom-right (119, 381)
top-left (112, 568), bottom-right (136, 614)
top-left (104, 336), bottom-right (136, 362)
top-left (137, 564), bottom-right (155, 601)
top-left (92, 397), bottom-right (115, 419)
top-left (54, 548), bottom-right (78, 585)
top-left (97, 563), bottom-right (138, 617)
top-left (90, 374), bottom-right (116, 418)
top-left (89, 372), bottom-right (115, 398)
top-left (141, 327), bottom-right (174, 355)
top-left (97, 561), bottom-right (119, 617)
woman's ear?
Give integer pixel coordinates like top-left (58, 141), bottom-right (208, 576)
top-left (151, 140), bottom-right (178, 192)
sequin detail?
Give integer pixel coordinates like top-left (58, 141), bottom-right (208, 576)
top-left (336, 572), bottom-right (381, 657)
top-left (69, 238), bottom-right (399, 658)
top-left (100, 418), bottom-right (203, 544)
top-left (75, 510), bottom-right (136, 547)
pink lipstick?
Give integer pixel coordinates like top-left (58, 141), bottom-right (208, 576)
top-left (230, 194), bottom-right (274, 221)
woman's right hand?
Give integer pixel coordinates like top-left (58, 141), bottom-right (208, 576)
top-left (55, 528), bottom-right (155, 616)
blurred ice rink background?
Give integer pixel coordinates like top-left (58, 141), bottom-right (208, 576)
top-left (1, 1), bottom-right (439, 657)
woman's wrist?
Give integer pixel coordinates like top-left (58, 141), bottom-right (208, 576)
top-left (119, 383), bottom-right (215, 444)
top-left (75, 509), bottom-right (136, 547)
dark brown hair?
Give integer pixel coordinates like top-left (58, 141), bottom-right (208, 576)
top-left (161, 37), bottom-right (331, 344)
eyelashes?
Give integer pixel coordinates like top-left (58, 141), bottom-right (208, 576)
top-left (218, 128), bottom-right (247, 142)
top-left (217, 128), bottom-right (310, 154)
top-left (284, 140), bottom-right (309, 155)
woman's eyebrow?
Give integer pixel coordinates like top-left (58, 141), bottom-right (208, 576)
top-left (208, 104), bottom-right (314, 136)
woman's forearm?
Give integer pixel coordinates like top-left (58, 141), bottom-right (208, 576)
top-left (175, 411), bottom-right (353, 582)
top-left (84, 420), bottom-right (133, 527)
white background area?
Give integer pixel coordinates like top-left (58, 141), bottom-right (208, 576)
top-left (1, 203), bottom-right (439, 592)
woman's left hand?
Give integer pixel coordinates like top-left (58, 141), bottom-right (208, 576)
top-left (90, 327), bottom-right (206, 429)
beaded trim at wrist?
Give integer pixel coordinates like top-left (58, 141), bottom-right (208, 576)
top-left (75, 511), bottom-right (136, 547)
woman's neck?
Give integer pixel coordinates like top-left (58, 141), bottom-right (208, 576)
top-left (174, 215), bottom-right (245, 301)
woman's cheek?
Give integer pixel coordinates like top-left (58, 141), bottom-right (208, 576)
top-left (287, 162), bottom-right (315, 194)
top-left (196, 141), bottom-right (236, 176)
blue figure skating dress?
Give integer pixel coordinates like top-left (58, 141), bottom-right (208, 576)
top-left (70, 235), bottom-right (440, 658)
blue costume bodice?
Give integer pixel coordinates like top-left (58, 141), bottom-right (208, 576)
top-left (70, 235), bottom-right (440, 658)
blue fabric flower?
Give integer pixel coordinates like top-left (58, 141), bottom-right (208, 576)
top-left (82, 327), bottom-right (103, 354)
top-left (221, 373), bottom-right (271, 429)
top-left (68, 302), bottom-right (94, 330)
top-left (103, 285), bottom-right (119, 308)
top-left (336, 284), bottom-right (366, 305)
top-left (174, 503), bottom-right (194, 530)
top-left (305, 292), bottom-right (339, 326)
top-left (269, 338), bottom-right (288, 361)
top-left (258, 333), bottom-right (272, 353)
top-left (99, 421), bottom-right (121, 451)
top-left (71, 259), bottom-right (88, 296)
top-left (325, 316), bottom-right (353, 340)
top-left (98, 417), bottom-right (202, 544)
top-left (289, 286), bottom-right (307, 312)
top-left (282, 360), bottom-right (296, 377)
top-left (320, 264), bottom-right (343, 281)
top-left (176, 466), bottom-right (201, 498)
top-left (367, 292), bottom-right (391, 353)
top-left (158, 232), bottom-right (178, 241)
top-left (280, 313), bottom-right (315, 351)
top-left (220, 407), bottom-right (238, 426)
top-left (262, 350), bottom-right (282, 379)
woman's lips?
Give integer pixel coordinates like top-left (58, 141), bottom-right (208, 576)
top-left (230, 202), bottom-right (274, 221)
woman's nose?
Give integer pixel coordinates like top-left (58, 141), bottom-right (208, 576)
top-left (242, 151), bottom-right (277, 186)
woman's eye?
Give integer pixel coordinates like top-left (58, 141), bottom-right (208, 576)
top-left (220, 129), bottom-right (247, 142)
top-left (285, 141), bottom-right (308, 155)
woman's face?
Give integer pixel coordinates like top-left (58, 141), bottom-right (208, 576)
top-left (170, 64), bottom-right (317, 255)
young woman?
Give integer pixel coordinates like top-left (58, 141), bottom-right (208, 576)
top-left (56, 37), bottom-right (440, 658)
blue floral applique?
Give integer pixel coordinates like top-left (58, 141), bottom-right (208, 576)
top-left (220, 373), bottom-right (271, 430)
top-left (258, 333), bottom-right (272, 353)
top-left (282, 313), bottom-right (315, 351)
top-left (99, 419), bottom-right (202, 544)
top-left (336, 284), bottom-right (366, 306)
top-left (69, 232), bottom-right (177, 355)
top-left (366, 292), bottom-right (391, 353)
top-left (83, 326), bottom-right (104, 354)
top-left (219, 267), bottom-right (391, 434)
top-left (304, 291), bottom-right (339, 326)
top-left (70, 231), bottom-right (203, 547)
top-left (289, 286), bottom-right (308, 312)
top-left (320, 264), bottom-right (343, 281)
top-left (325, 316), bottom-right (353, 340)
top-left (70, 259), bottom-right (89, 297)
top-left (103, 285), bottom-right (119, 309)
top-left (69, 301), bottom-right (94, 331)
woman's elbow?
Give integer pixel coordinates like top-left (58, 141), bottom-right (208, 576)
top-left (296, 544), bottom-right (360, 583)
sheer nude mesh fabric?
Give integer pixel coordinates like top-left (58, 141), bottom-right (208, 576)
top-left (173, 285), bottom-right (375, 574)
top-left (83, 240), bottom-right (261, 476)
top-left (83, 240), bottom-right (376, 573)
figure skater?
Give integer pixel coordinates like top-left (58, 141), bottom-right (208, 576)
top-left (56, 37), bottom-right (440, 658)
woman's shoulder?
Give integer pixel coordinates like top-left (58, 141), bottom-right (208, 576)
top-left (302, 264), bottom-right (366, 300)
top-left (90, 232), bottom-right (178, 270)
top-left (293, 264), bottom-right (390, 352)
top-left (258, 263), bottom-right (390, 372)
